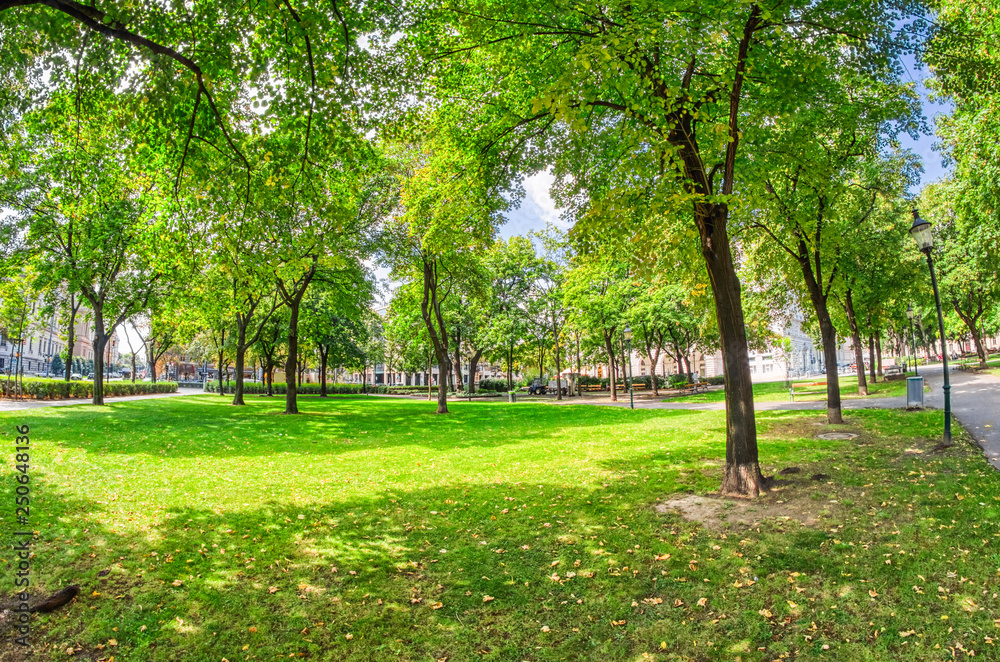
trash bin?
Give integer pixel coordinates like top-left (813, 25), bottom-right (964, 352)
top-left (508, 391), bottom-right (517, 403)
top-left (906, 376), bottom-right (924, 409)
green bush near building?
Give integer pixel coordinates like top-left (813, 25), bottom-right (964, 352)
top-left (0, 378), bottom-right (178, 399)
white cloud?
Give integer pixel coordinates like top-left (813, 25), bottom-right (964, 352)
top-left (500, 169), bottom-right (569, 239)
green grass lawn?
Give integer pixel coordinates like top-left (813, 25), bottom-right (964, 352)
top-left (2, 395), bottom-right (999, 661)
top-left (667, 375), bottom-right (914, 404)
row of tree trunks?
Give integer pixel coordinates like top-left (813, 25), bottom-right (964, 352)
top-left (843, 289), bottom-right (869, 395)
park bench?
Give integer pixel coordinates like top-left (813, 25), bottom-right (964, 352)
top-left (678, 382), bottom-right (708, 394)
top-left (885, 365), bottom-right (907, 381)
top-left (789, 381), bottom-right (826, 401)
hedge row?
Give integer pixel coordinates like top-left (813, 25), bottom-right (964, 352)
top-left (205, 382), bottom-right (390, 395)
top-left (0, 378), bottom-right (178, 400)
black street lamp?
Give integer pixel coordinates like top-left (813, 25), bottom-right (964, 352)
top-left (623, 327), bottom-right (634, 410)
top-left (909, 209), bottom-right (951, 444)
top-left (905, 304), bottom-right (919, 377)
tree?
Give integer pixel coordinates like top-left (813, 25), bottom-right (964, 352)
top-left (254, 309), bottom-right (288, 397)
top-left (407, 0), bottom-right (918, 495)
top-left (563, 251), bottom-right (635, 403)
top-left (50, 352), bottom-right (64, 377)
top-left (921, 180), bottom-right (1000, 368)
top-left (479, 236), bottom-right (540, 390)
top-left (745, 102), bottom-right (919, 422)
top-left (2, 92), bottom-right (178, 404)
top-left (300, 271), bottom-right (373, 396)
top-left (391, 137), bottom-right (503, 414)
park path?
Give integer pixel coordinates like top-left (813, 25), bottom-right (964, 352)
top-left (920, 363), bottom-right (1000, 469)
top-left (0, 387), bottom-right (202, 412)
top-left (553, 363), bottom-right (1000, 470)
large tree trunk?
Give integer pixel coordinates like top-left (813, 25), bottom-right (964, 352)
top-left (454, 328), bottom-right (463, 392)
top-left (649, 349), bottom-right (660, 396)
top-left (553, 310), bottom-right (562, 401)
top-left (319, 346), bottom-right (328, 397)
top-left (420, 259), bottom-right (451, 414)
top-left (64, 297), bottom-right (78, 382)
top-left (538, 342), bottom-right (545, 380)
top-left (697, 204), bottom-right (766, 498)
top-left (798, 256), bottom-right (843, 423)
top-left (868, 335), bottom-right (877, 385)
top-left (232, 325), bottom-right (247, 405)
top-left (468, 348), bottom-right (484, 394)
top-left (843, 290), bottom-right (868, 395)
top-left (816, 317), bottom-right (843, 424)
top-left (603, 331), bottom-right (618, 402)
top-left (875, 333), bottom-right (884, 378)
top-left (148, 337), bottom-right (158, 384)
top-left (217, 348), bottom-right (225, 395)
top-left (505, 342), bottom-right (513, 390)
top-left (91, 308), bottom-right (107, 406)
top-left (285, 300), bottom-right (300, 414)
top-left (265, 356), bottom-right (274, 396)
top-left (683, 355), bottom-right (693, 383)
top-left (436, 360), bottom-right (450, 413)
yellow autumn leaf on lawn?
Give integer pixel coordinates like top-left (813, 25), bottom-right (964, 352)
top-left (869, 589), bottom-right (878, 597)
top-left (268, 586), bottom-right (279, 593)
top-left (171, 580), bottom-right (183, 587)
top-left (759, 609), bottom-right (772, 618)
top-left (483, 595), bottom-right (495, 602)
top-left (697, 597), bottom-right (708, 607)
top-left (431, 602), bottom-right (444, 609)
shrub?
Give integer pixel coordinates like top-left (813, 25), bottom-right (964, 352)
top-left (705, 375), bottom-right (726, 386)
top-left (667, 373), bottom-right (688, 389)
top-left (577, 375), bottom-right (602, 386)
top-left (478, 378), bottom-right (509, 392)
top-left (204, 382), bottom-right (388, 395)
top-left (0, 378), bottom-right (178, 400)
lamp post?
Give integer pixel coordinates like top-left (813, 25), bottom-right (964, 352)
top-left (905, 304), bottom-right (919, 377)
top-left (909, 209), bottom-right (951, 444)
top-left (623, 327), bottom-right (634, 410)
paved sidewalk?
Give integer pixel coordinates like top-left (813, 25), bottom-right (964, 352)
top-left (0, 388), bottom-right (203, 412)
top-left (551, 364), bottom-right (1000, 470)
top-left (921, 363), bottom-right (1000, 469)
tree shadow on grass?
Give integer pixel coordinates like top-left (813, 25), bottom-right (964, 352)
top-left (1, 472), bottom-right (759, 662)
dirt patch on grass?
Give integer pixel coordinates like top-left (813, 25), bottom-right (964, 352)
top-left (758, 415), bottom-right (864, 441)
top-left (655, 483), bottom-right (839, 531)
